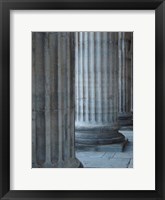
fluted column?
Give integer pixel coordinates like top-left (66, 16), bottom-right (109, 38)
top-left (32, 32), bottom-right (81, 168)
top-left (75, 32), bottom-right (125, 145)
top-left (118, 32), bottom-right (133, 126)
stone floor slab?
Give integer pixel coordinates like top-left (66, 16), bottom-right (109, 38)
top-left (80, 158), bottom-right (131, 168)
top-left (108, 158), bottom-right (131, 168)
top-left (113, 152), bottom-right (133, 159)
top-left (75, 128), bottom-right (133, 168)
top-left (102, 152), bottom-right (116, 159)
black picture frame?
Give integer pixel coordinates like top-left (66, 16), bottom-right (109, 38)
top-left (0, 0), bottom-right (164, 199)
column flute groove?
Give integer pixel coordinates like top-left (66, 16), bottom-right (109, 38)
top-left (90, 32), bottom-right (95, 122)
top-left (44, 33), bottom-right (51, 166)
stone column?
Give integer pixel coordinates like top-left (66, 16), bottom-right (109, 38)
top-left (32, 32), bottom-right (81, 168)
top-left (118, 32), bottom-right (133, 126)
top-left (75, 32), bottom-right (125, 145)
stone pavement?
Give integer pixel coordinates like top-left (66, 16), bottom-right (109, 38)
top-left (75, 129), bottom-right (133, 168)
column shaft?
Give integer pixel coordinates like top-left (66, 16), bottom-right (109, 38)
top-left (32, 32), bottom-right (81, 168)
top-left (75, 32), bottom-right (125, 145)
top-left (118, 32), bottom-right (133, 126)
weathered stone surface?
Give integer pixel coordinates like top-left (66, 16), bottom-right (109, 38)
top-left (118, 32), bottom-right (133, 126)
top-left (32, 32), bottom-right (81, 168)
top-left (75, 129), bottom-right (133, 168)
top-left (113, 152), bottom-right (133, 159)
top-left (75, 142), bottom-right (126, 152)
top-left (32, 32), bottom-right (133, 168)
top-left (75, 130), bottom-right (125, 145)
top-left (79, 158), bottom-right (131, 168)
top-left (102, 152), bottom-right (116, 159)
top-left (75, 32), bottom-right (125, 145)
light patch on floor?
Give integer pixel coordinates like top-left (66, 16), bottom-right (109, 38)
top-left (76, 129), bottom-right (133, 168)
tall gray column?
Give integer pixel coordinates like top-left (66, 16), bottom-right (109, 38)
top-left (32, 32), bottom-right (81, 168)
top-left (118, 32), bottom-right (133, 126)
top-left (75, 32), bottom-right (125, 145)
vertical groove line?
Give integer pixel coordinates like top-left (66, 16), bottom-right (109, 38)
top-left (99, 32), bottom-right (102, 123)
top-left (121, 33), bottom-right (123, 113)
top-left (110, 33), bottom-right (114, 123)
top-left (84, 32), bottom-right (89, 122)
top-left (82, 33), bottom-right (85, 122)
top-left (77, 33), bottom-right (80, 122)
top-left (70, 33), bottom-right (76, 158)
top-left (63, 32), bottom-right (67, 162)
top-left (90, 32), bottom-right (95, 122)
top-left (107, 33), bottom-right (110, 122)
top-left (62, 33), bottom-right (67, 162)
top-left (96, 32), bottom-right (100, 122)
top-left (44, 33), bottom-right (51, 165)
top-left (115, 33), bottom-right (118, 122)
top-left (79, 32), bottom-right (83, 122)
top-left (58, 33), bottom-right (63, 163)
top-left (94, 32), bottom-right (97, 122)
top-left (87, 32), bottom-right (90, 121)
top-left (75, 32), bottom-right (79, 122)
top-left (108, 33), bottom-right (111, 122)
top-left (52, 32), bottom-right (59, 163)
top-left (123, 32), bottom-right (126, 113)
top-left (114, 33), bottom-right (118, 123)
top-left (35, 33), bottom-right (45, 165)
top-left (118, 32), bottom-right (122, 114)
top-left (66, 33), bottom-right (71, 159)
top-left (125, 35), bottom-right (128, 113)
top-left (103, 32), bottom-right (108, 122)
top-left (55, 33), bottom-right (59, 163)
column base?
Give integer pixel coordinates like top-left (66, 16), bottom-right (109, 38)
top-left (75, 130), bottom-right (125, 145)
top-left (118, 112), bottom-right (133, 126)
top-left (32, 158), bottom-right (83, 168)
top-left (76, 138), bottom-right (128, 152)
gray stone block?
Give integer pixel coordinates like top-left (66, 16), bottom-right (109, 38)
top-left (80, 158), bottom-right (131, 168)
top-left (113, 152), bottom-right (133, 159)
top-left (102, 152), bottom-right (116, 159)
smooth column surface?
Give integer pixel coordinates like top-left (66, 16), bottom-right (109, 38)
top-left (118, 32), bottom-right (133, 126)
top-left (32, 32), bottom-right (81, 168)
top-left (75, 32), bottom-right (125, 145)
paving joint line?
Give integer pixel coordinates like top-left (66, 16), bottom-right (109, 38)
top-left (126, 158), bottom-right (131, 168)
